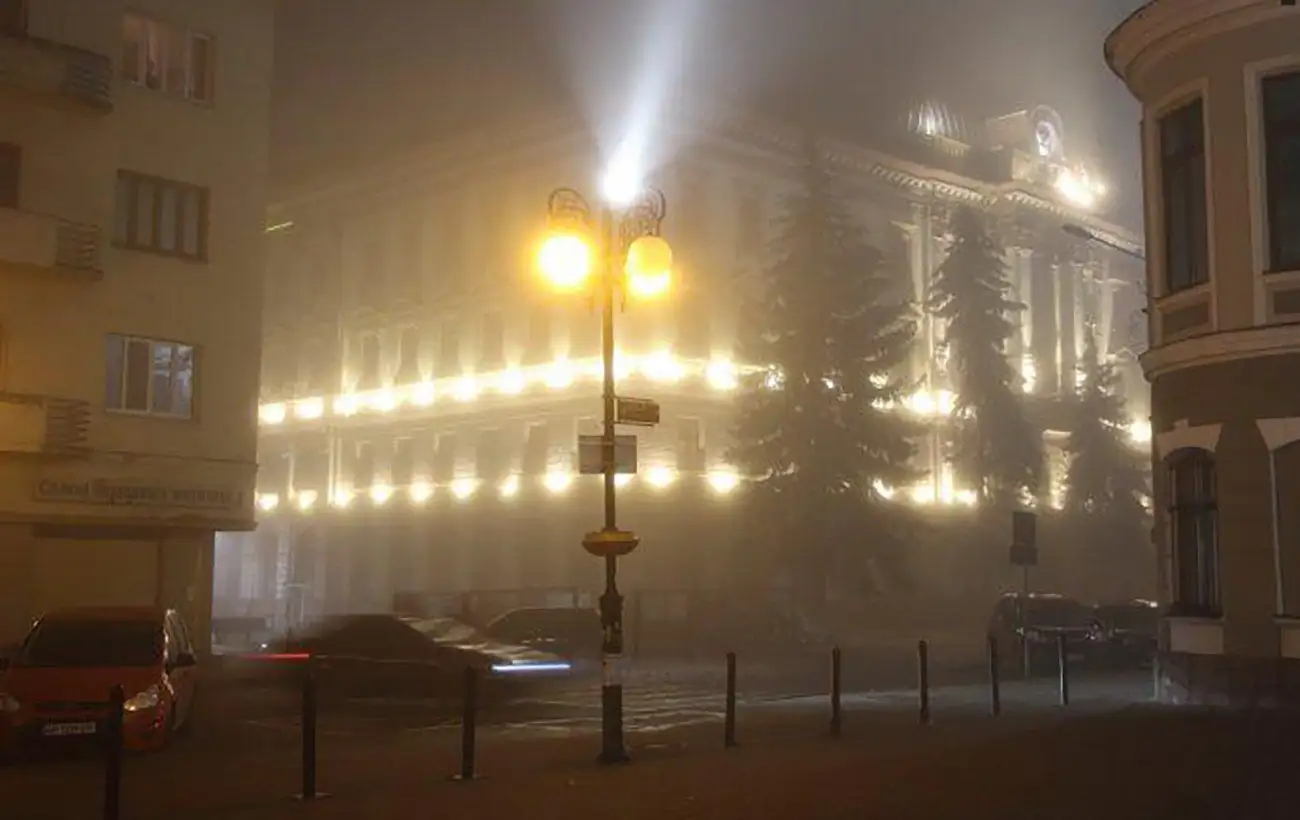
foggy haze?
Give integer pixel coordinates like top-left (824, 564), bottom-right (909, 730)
top-left (274, 0), bottom-right (1146, 226)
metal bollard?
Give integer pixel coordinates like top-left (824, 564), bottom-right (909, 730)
top-left (917, 640), bottom-right (931, 726)
top-left (1057, 634), bottom-right (1070, 706)
top-left (724, 652), bottom-right (737, 748)
top-left (829, 646), bottom-right (842, 738)
top-left (456, 666), bottom-right (478, 781)
top-left (988, 635), bottom-right (1002, 717)
top-left (103, 685), bottom-right (124, 820)
top-left (296, 657), bottom-right (324, 800)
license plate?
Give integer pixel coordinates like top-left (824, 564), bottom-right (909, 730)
top-left (42, 721), bottom-right (97, 737)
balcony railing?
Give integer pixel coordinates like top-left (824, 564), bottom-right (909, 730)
top-left (0, 392), bottom-right (91, 456)
top-left (0, 33), bottom-right (113, 111)
top-left (0, 207), bottom-right (102, 276)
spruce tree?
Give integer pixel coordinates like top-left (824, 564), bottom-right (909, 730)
top-left (729, 140), bottom-right (923, 605)
top-left (927, 207), bottom-right (1042, 505)
top-left (1063, 325), bottom-right (1151, 592)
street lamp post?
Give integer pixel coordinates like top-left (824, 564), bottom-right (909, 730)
top-left (538, 185), bottom-right (671, 764)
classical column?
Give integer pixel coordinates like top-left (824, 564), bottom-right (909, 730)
top-left (1030, 251), bottom-right (1059, 395)
top-left (1058, 260), bottom-right (1078, 392)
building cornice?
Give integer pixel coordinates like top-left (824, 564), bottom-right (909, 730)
top-left (270, 97), bottom-right (1139, 250)
top-left (1105, 0), bottom-right (1299, 84)
top-left (1140, 322), bottom-right (1300, 379)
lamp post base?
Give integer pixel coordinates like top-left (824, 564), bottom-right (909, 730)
top-left (597, 680), bottom-right (629, 764)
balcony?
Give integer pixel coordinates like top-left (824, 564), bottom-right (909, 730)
top-left (0, 34), bottom-right (112, 112)
top-left (0, 207), bottom-right (101, 277)
top-left (0, 392), bottom-right (91, 457)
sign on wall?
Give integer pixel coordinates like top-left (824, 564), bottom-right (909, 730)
top-left (34, 478), bottom-right (245, 510)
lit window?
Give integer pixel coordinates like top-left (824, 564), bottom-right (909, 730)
top-left (114, 171), bottom-right (209, 261)
top-left (105, 334), bottom-right (195, 418)
top-left (1262, 71), bottom-right (1300, 272)
top-left (1158, 99), bottom-right (1208, 293)
top-left (121, 14), bottom-right (214, 103)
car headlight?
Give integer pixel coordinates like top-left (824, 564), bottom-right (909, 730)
top-left (0, 693), bottom-right (19, 714)
top-left (123, 685), bottom-right (160, 713)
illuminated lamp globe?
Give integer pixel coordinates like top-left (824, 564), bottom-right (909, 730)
top-left (538, 232), bottom-right (593, 292)
top-left (625, 235), bottom-right (673, 298)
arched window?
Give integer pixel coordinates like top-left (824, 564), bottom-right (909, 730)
top-left (1168, 448), bottom-right (1219, 616)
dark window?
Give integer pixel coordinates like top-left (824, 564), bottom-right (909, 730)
top-left (524, 306), bottom-right (551, 365)
top-left (1168, 449), bottom-right (1219, 616)
top-left (476, 428), bottom-right (506, 482)
top-left (0, 0), bottom-right (27, 37)
top-left (114, 171), bottom-right (209, 260)
top-left (392, 437), bottom-right (415, 486)
top-left (479, 312), bottom-right (504, 369)
top-left (1159, 100), bottom-right (1209, 293)
top-left (521, 423), bottom-right (549, 476)
top-left (396, 327), bottom-right (421, 384)
top-left (677, 418), bottom-right (705, 472)
top-left (105, 334), bottom-right (195, 418)
top-left (1263, 71), bottom-right (1300, 272)
top-left (295, 448), bottom-right (328, 491)
top-left (357, 335), bottom-right (380, 390)
top-left (17, 619), bottom-right (163, 668)
top-left (0, 142), bottom-right (19, 209)
top-left (354, 441), bottom-right (375, 489)
top-left (432, 433), bottom-right (457, 483)
top-left (438, 324), bottom-right (460, 375)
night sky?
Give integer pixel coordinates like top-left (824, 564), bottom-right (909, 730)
top-left (272, 0), bottom-right (1146, 227)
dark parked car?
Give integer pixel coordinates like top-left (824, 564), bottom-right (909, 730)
top-left (484, 607), bottom-right (603, 664)
top-left (987, 592), bottom-right (1096, 675)
top-left (252, 614), bottom-right (571, 701)
top-left (1090, 600), bottom-right (1159, 667)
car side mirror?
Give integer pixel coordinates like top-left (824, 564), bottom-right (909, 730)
top-left (174, 651), bottom-right (197, 669)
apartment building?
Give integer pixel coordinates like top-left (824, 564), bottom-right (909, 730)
top-left (1107, 0), bottom-right (1300, 705)
top-left (0, 0), bottom-right (273, 651)
top-left (221, 99), bottom-right (1146, 627)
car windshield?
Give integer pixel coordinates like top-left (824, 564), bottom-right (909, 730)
top-left (1103, 606), bottom-right (1158, 632)
top-left (18, 619), bottom-right (162, 668)
top-left (410, 618), bottom-right (487, 645)
top-left (1025, 599), bottom-right (1091, 628)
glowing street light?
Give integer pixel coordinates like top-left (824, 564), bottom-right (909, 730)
top-left (535, 182), bottom-right (671, 765)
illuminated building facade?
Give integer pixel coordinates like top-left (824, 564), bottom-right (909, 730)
top-left (0, 0), bottom-right (273, 650)
top-left (225, 101), bottom-right (1145, 626)
top-left (1109, 0), bottom-right (1300, 705)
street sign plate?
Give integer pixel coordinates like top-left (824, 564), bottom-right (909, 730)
top-left (577, 434), bottom-right (637, 475)
top-left (1012, 510), bottom-right (1037, 549)
top-left (616, 396), bottom-right (660, 426)
top-left (1009, 544), bottom-right (1039, 567)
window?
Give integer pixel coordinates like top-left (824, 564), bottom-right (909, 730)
top-left (677, 418), bottom-right (705, 472)
top-left (121, 14), bottom-right (214, 103)
top-left (1168, 449), bottom-right (1219, 616)
top-left (438, 324), bottom-right (460, 375)
top-left (475, 429), bottom-right (507, 482)
top-left (0, 142), bottom-right (18, 209)
top-left (1158, 99), bottom-right (1209, 294)
top-left (391, 438), bottom-right (415, 486)
top-left (105, 334), bottom-right (195, 418)
top-left (432, 433), bottom-right (458, 483)
top-left (357, 335), bottom-right (380, 390)
top-left (114, 172), bottom-right (208, 260)
top-left (396, 327), bottom-right (421, 384)
top-left (479, 312), bottom-right (504, 369)
top-left (353, 441), bottom-right (375, 489)
top-left (524, 306), bottom-right (551, 365)
top-left (521, 423), bottom-right (549, 476)
top-left (0, 0), bottom-right (27, 37)
top-left (1263, 71), bottom-right (1300, 272)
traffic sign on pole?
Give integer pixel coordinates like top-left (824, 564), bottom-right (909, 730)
top-left (578, 434), bottom-right (637, 475)
top-left (615, 397), bottom-right (660, 426)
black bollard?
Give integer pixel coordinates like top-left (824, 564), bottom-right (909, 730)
top-left (829, 646), bottom-right (842, 738)
top-left (456, 666), bottom-right (478, 781)
top-left (1058, 634), bottom-right (1070, 707)
top-left (296, 657), bottom-right (325, 800)
top-left (917, 640), bottom-right (931, 726)
top-left (988, 635), bottom-right (1002, 717)
top-left (724, 652), bottom-right (737, 748)
top-left (103, 685), bottom-right (124, 820)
